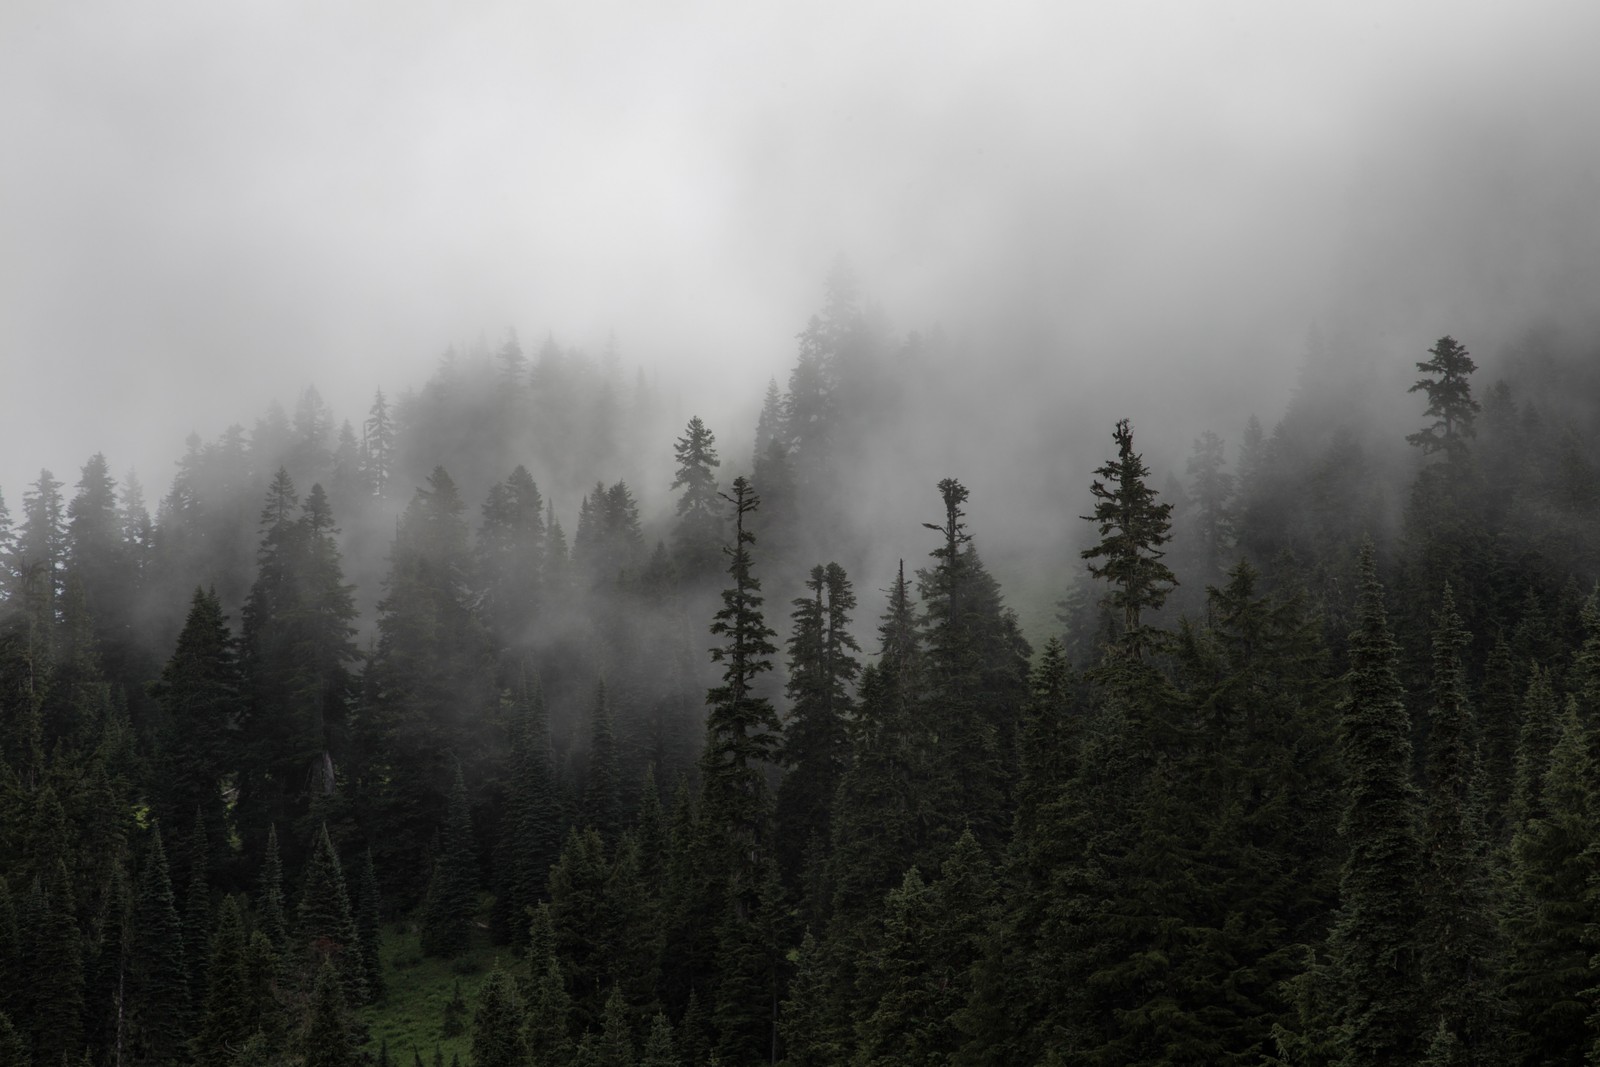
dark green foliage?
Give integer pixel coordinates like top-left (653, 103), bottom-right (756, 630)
top-left (258, 822), bottom-right (289, 950)
top-left (355, 849), bottom-right (385, 1003)
top-left (198, 896), bottom-right (254, 1067)
top-left (151, 586), bottom-right (241, 875)
top-left (1502, 700), bottom-right (1596, 1066)
top-left (582, 682), bottom-right (624, 843)
top-left (595, 985), bottom-right (636, 1067)
top-left (639, 1013), bottom-right (678, 1067)
top-left (25, 861), bottom-right (84, 1067)
top-left (299, 823), bottom-right (363, 998)
top-left (779, 930), bottom-right (845, 1067)
top-left (421, 764), bottom-right (477, 959)
top-left (774, 562), bottom-right (859, 888)
top-left (129, 827), bottom-right (191, 1065)
top-left (0, 1010), bottom-right (28, 1067)
top-left (491, 677), bottom-right (562, 947)
top-left (1327, 544), bottom-right (1423, 1066)
top-left (1080, 418), bottom-right (1177, 656)
top-left (442, 979), bottom-right (469, 1039)
top-left (469, 965), bottom-right (528, 1067)
top-left (671, 417), bottom-right (724, 581)
top-left (302, 958), bottom-right (356, 1067)
top-left (1407, 336), bottom-right (1480, 461)
top-left (475, 466), bottom-right (545, 646)
top-left (1416, 588), bottom-right (1504, 1061)
top-left (524, 955), bottom-right (574, 1066)
top-left (184, 811), bottom-right (212, 1010)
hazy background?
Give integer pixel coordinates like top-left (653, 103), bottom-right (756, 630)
top-left (4, 0), bottom-right (1600, 550)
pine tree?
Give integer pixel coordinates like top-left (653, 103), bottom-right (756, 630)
top-left (470, 965), bottom-right (529, 1067)
top-left (354, 849), bottom-right (385, 1003)
top-left (671, 417), bottom-right (724, 581)
top-left (639, 1013), bottom-right (679, 1067)
top-left (774, 562), bottom-right (860, 887)
top-left (1326, 544), bottom-right (1423, 1066)
top-left (582, 681), bottom-right (624, 843)
top-left (299, 823), bottom-right (362, 996)
top-left (1416, 588), bottom-right (1504, 1061)
top-left (302, 958), bottom-right (355, 1067)
top-left (258, 823), bottom-right (289, 950)
top-left (524, 955), bottom-right (574, 1066)
top-left (128, 828), bottom-right (191, 1066)
top-left (1502, 699), bottom-right (1596, 1066)
top-left (26, 861), bottom-right (85, 1067)
top-left (1406, 336), bottom-right (1480, 462)
top-left (596, 986), bottom-right (636, 1067)
top-left (1081, 419), bottom-right (1177, 657)
top-left (184, 811), bottom-right (213, 1011)
top-left (699, 477), bottom-right (780, 873)
top-left (421, 764), bottom-right (477, 958)
top-left (151, 587), bottom-right (241, 874)
top-left (492, 676), bottom-right (562, 947)
top-left (197, 896), bottom-right (254, 1067)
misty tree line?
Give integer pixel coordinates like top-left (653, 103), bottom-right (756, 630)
top-left (3, 286), bottom-right (1600, 1066)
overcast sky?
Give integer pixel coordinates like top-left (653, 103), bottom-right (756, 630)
top-left (4, 0), bottom-right (1600, 507)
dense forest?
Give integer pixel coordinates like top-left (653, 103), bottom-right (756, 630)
top-left (5, 272), bottom-right (1600, 1067)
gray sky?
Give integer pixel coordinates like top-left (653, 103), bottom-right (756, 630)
top-left (4, 0), bottom-right (1600, 507)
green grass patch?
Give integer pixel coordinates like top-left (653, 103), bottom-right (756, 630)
top-left (362, 921), bottom-right (515, 1064)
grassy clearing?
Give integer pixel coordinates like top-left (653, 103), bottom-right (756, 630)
top-left (362, 922), bottom-right (513, 1064)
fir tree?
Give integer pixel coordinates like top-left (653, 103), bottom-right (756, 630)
top-left (26, 861), bottom-right (85, 1067)
top-left (1080, 418), bottom-right (1177, 657)
top-left (1326, 544), bottom-right (1423, 1066)
top-left (1416, 588), bottom-right (1504, 1061)
top-left (258, 823), bottom-right (289, 950)
top-left (299, 823), bottom-right (362, 996)
top-left (302, 959), bottom-right (355, 1067)
top-left (1407, 336), bottom-right (1479, 462)
top-left (420, 764), bottom-right (477, 959)
top-left (596, 985), bottom-right (636, 1067)
top-left (639, 1013), bottom-right (679, 1067)
top-left (197, 896), bottom-right (254, 1067)
top-left (524, 955), bottom-right (574, 1066)
top-left (354, 849), bottom-right (384, 1003)
top-left (582, 681), bottom-right (624, 843)
top-left (0, 1011), bottom-right (27, 1067)
top-left (492, 676), bottom-right (562, 947)
top-left (128, 828), bottom-right (191, 1066)
top-left (470, 965), bottom-right (529, 1067)
top-left (671, 417), bottom-right (724, 581)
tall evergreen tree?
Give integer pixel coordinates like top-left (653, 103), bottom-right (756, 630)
top-left (151, 587), bottom-right (241, 874)
top-left (1326, 544), bottom-right (1423, 1066)
top-left (420, 764), bottom-right (477, 958)
top-left (1407, 336), bottom-right (1480, 462)
top-left (1080, 419), bottom-right (1177, 657)
top-left (582, 681), bottom-right (624, 843)
top-left (492, 677), bottom-right (562, 947)
top-left (774, 562), bottom-right (859, 887)
top-left (671, 417), bottom-right (724, 581)
top-left (197, 896), bottom-right (254, 1067)
top-left (354, 849), bottom-right (384, 1003)
top-left (470, 965), bottom-right (529, 1067)
top-left (128, 827), bottom-right (191, 1066)
top-left (1416, 588), bottom-right (1504, 1061)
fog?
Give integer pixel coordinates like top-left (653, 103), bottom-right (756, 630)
top-left (4, 0), bottom-right (1600, 574)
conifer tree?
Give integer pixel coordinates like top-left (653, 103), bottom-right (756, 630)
top-left (1416, 588), bottom-right (1504, 1060)
top-left (470, 965), bottom-right (529, 1067)
top-left (258, 823), bottom-right (289, 950)
top-left (596, 986), bottom-right (636, 1067)
top-left (639, 1013), bottom-right (679, 1067)
top-left (774, 562), bottom-right (859, 887)
top-left (524, 955), bottom-right (574, 1067)
top-left (1326, 544), bottom-right (1423, 1066)
top-left (582, 681), bottom-right (624, 843)
top-left (1407, 336), bottom-right (1480, 462)
top-left (302, 958), bottom-right (355, 1067)
top-left (299, 823), bottom-right (362, 997)
top-left (421, 764), bottom-right (477, 958)
top-left (151, 587), bottom-right (241, 874)
top-left (1502, 699), bottom-right (1596, 1065)
top-left (354, 849), bottom-right (384, 1003)
top-left (1080, 418), bottom-right (1177, 657)
top-left (129, 827), bottom-right (191, 1066)
top-left (184, 811), bottom-right (212, 1010)
top-left (0, 1010), bottom-right (27, 1067)
top-left (26, 861), bottom-right (85, 1067)
top-left (475, 467), bottom-right (545, 646)
top-left (492, 677), bottom-right (562, 947)
top-left (198, 896), bottom-right (254, 1067)
top-left (671, 417), bottom-right (724, 581)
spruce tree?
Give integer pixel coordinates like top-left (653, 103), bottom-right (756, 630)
top-left (299, 823), bottom-right (362, 996)
top-left (671, 417), bottom-right (724, 581)
top-left (1326, 544), bottom-right (1423, 1066)
top-left (1406, 336), bottom-right (1480, 462)
top-left (639, 1013), bottom-right (679, 1067)
top-left (354, 849), bottom-right (384, 1003)
top-left (582, 681), bottom-right (624, 843)
top-left (470, 965), bottom-right (529, 1067)
top-left (596, 986), bottom-right (636, 1067)
top-left (421, 764), bottom-right (477, 958)
top-left (26, 861), bottom-right (85, 1067)
top-left (258, 823), bottom-right (289, 950)
top-left (1416, 588), bottom-right (1504, 1060)
top-left (197, 896), bottom-right (253, 1067)
top-left (128, 827), bottom-right (191, 1066)
top-left (301, 958), bottom-right (355, 1067)
top-left (1080, 418), bottom-right (1177, 657)
top-left (183, 811), bottom-right (212, 1011)
top-left (774, 562), bottom-right (859, 888)
top-left (491, 675), bottom-right (562, 948)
